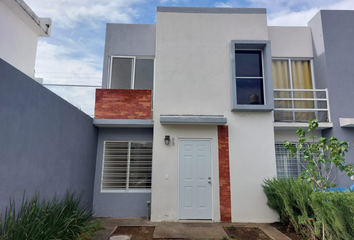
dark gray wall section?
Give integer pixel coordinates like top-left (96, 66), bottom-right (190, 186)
top-left (309, 10), bottom-right (354, 187)
top-left (93, 128), bottom-right (153, 217)
top-left (102, 24), bottom-right (156, 88)
top-left (0, 59), bottom-right (98, 215)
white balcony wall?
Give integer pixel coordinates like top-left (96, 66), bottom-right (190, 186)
top-left (268, 26), bottom-right (313, 58)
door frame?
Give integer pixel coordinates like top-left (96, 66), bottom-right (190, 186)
top-left (177, 138), bottom-right (214, 220)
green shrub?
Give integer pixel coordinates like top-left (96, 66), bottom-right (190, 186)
top-left (0, 191), bottom-right (101, 240)
top-left (262, 178), bottom-right (320, 239)
top-left (262, 178), bottom-right (287, 224)
top-left (310, 191), bottom-right (354, 240)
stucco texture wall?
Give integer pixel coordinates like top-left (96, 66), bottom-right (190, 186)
top-left (102, 24), bottom-right (156, 88)
top-left (0, 59), bottom-right (98, 214)
top-left (309, 10), bottom-right (354, 188)
top-left (93, 128), bottom-right (153, 217)
top-left (152, 10), bottom-right (277, 222)
top-left (0, 1), bottom-right (38, 77)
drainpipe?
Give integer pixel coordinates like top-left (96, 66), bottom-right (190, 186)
top-left (147, 201), bottom-right (151, 220)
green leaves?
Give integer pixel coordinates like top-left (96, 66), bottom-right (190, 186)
top-left (308, 119), bottom-right (319, 131)
top-left (284, 119), bottom-right (351, 192)
top-left (0, 191), bottom-right (100, 240)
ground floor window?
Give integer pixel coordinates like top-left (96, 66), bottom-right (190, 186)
top-left (101, 141), bottom-right (152, 192)
top-left (275, 143), bottom-right (308, 177)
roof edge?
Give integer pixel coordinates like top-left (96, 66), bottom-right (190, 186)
top-left (157, 6), bottom-right (266, 14)
top-left (3, 0), bottom-right (51, 37)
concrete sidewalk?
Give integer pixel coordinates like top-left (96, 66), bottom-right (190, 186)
top-left (92, 218), bottom-right (291, 240)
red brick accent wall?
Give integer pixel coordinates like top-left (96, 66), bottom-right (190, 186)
top-left (218, 125), bottom-right (232, 222)
top-left (95, 89), bottom-right (152, 119)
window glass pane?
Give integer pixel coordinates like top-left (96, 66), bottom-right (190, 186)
top-left (291, 60), bottom-right (313, 90)
top-left (235, 51), bottom-right (262, 77)
top-left (291, 60), bottom-right (314, 120)
top-left (236, 78), bottom-right (264, 104)
top-left (272, 59), bottom-right (316, 122)
top-left (272, 60), bottom-right (290, 90)
top-left (275, 143), bottom-right (308, 178)
top-left (111, 57), bottom-right (133, 89)
top-left (134, 59), bottom-right (154, 90)
top-left (102, 142), bottom-right (129, 190)
top-left (129, 142), bottom-right (152, 188)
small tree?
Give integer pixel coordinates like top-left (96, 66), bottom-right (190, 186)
top-left (283, 119), bottom-right (354, 192)
top-left (284, 119), bottom-right (354, 240)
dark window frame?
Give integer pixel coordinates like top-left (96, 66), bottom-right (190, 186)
top-left (230, 40), bottom-right (274, 111)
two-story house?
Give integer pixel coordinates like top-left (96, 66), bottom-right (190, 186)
top-left (92, 7), bottom-right (354, 223)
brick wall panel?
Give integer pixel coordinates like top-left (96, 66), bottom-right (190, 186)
top-left (218, 125), bottom-right (231, 222)
top-left (95, 89), bottom-right (152, 119)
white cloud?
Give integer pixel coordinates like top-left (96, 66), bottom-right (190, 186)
top-left (214, 2), bottom-right (235, 8)
top-left (261, 0), bottom-right (354, 26)
top-left (25, 0), bottom-right (143, 28)
top-left (268, 8), bottom-right (320, 26)
top-left (159, 0), bottom-right (188, 4)
top-left (35, 41), bottom-right (102, 85)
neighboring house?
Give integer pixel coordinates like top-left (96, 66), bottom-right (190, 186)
top-left (92, 7), bottom-right (354, 222)
top-left (0, 0), bottom-right (51, 79)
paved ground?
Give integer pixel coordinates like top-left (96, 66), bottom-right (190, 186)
top-left (92, 218), bottom-right (291, 240)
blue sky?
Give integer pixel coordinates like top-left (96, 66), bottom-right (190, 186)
top-left (26, 0), bottom-right (354, 86)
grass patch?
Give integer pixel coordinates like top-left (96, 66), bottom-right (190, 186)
top-left (0, 191), bottom-right (102, 240)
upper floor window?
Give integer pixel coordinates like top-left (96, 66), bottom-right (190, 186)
top-left (109, 56), bottom-right (154, 90)
top-left (230, 40), bottom-right (274, 112)
top-left (272, 59), bottom-right (313, 90)
top-left (235, 50), bottom-right (264, 105)
top-left (273, 59), bottom-right (316, 122)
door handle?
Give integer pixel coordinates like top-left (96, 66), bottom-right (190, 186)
top-left (208, 177), bottom-right (211, 184)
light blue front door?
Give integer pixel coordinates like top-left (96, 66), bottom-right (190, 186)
top-left (178, 139), bottom-right (212, 219)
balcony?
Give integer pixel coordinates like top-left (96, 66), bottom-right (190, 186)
top-left (273, 89), bottom-right (333, 129)
top-left (94, 89), bottom-right (153, 128)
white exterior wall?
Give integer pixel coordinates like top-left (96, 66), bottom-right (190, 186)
top-left (152, 10), bottom-right (278, 222)
top-left (274, 130), bottom-right (322, 143)
top-left (268, 26), bottom-right (313, 58)
top-left (0, 0), bottom-right (40, 78)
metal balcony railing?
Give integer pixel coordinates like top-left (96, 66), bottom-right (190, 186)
top-left (44, 84), bottom-right (101, 117)
top-left (274, 89), bottom-right (330, 122)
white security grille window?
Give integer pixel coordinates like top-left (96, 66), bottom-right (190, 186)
top-left (275, 143), bottom-right (308, 178)
top-left (101, 141), bottom-right (152, 192)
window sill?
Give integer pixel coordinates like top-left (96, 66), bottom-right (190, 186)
top-left (231, 105), bottom-right (274, 112)
top-left (101, 189), bottom-right (152, 194)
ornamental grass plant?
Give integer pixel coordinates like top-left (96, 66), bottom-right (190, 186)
top-left (263, 119), bottom-right (354, 239)
top-left (0, 191), bottom-right (102, 240)
top-left (263, 178), bottom-right (354, 240)
top-left (262, 178), bottom-right (320, 239)
top-left (310, 191), bottom-right (354, 240)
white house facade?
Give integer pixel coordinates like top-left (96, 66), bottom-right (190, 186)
top-left (92, 7), bottom-right (354, 223)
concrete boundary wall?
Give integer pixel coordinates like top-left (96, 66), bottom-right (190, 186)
top-left (0, 59), bottom-right (98, 214)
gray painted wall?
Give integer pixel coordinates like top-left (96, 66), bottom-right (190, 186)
top-left (102, 24), bottom-right (156, 88)
top-left (0, 59), bottom-right (98, 215)
top-left (309, 10), bottom-right (354, 187)
top-left (93, 128), bottom-right (153, 217)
